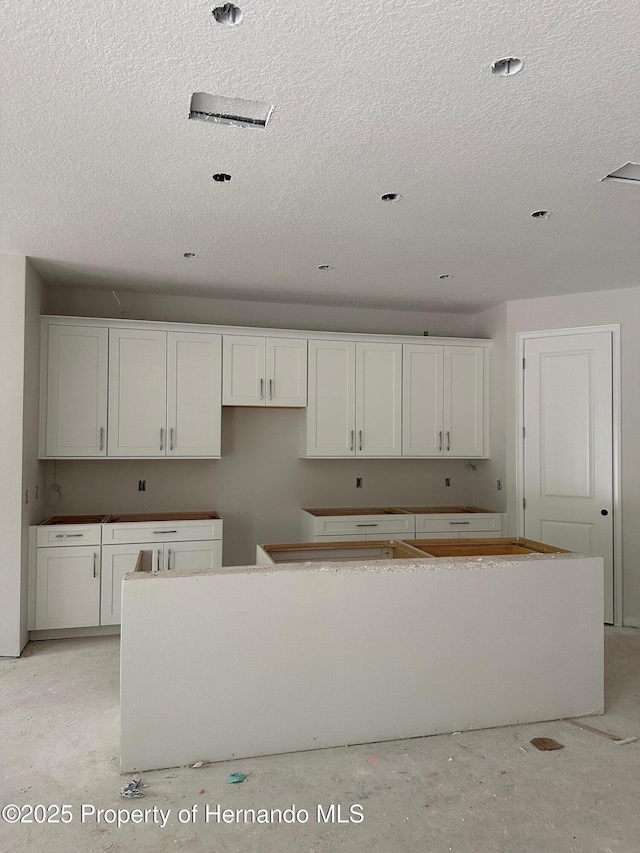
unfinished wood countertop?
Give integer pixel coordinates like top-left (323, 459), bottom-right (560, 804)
top-left (301, 506), bottom-right (497, 516)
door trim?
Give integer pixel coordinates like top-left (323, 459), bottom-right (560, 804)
top-left (516, 325), bottom-right (622, 626)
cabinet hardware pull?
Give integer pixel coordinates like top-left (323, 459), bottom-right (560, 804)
top-left (260, 378), bottom-right (264, 400)
top-left (157, 549), bottom-right (162, 571)
top-left (439, 431), bottom-right (443, 452)
top-left (359, 430), bottom-right (363, 451)
top-left (167, 548), bottom-right (172, 570)
top-left (153, 530), bottom-right (177, 534)
top-left (446, 431), bottom-right (450, 451)
top-left (269, 378), bottom-right (273, 400)
top-left (160, 427), bottom-right (164, 451)
top-left (356, 523), bottom-right (378, 527)
top-left (100, 427), bottom-right (104, 451)
top-left (56, 533), bottom-right (83, 538)
top-left (350, 430), bottom-right (354, 451)
top-left (170, 428), bottom-right (174, 450)
top-left (93, 552), bottom-right (97, 578)
top-left (449, 521), bottom-right (471, 525)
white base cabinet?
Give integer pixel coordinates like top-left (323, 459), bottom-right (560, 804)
top-left (35, 546), bottom-right (101, 629)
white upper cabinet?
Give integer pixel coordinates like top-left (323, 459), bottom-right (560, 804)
top-left (402, 345), bottom-right (444, 456)
top-left (108, 329), bottom-right (167, 457)
top-left (306, 340), bottom-right (356, 456)
top-left (356, 342), bottom-right (402, 457)
top-left (266, 338), bottom-right (307, 406)
top-left (167, 332), bottom-right (222, 457)
top-left (223, 336), bottom-right (265, 405)
top-left (443, 346), bottom-right (484, 457)
top-left (402, 344), bottom-right (485, 457)
top-left (223, 335), bottom-right (307, 407)
top-left (43, 325), bottom-right (108, 457)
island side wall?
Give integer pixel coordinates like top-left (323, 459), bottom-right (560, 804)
top-left (121, 556), bottom-right (603, 772)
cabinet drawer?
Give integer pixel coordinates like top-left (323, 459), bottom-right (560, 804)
top-left (315, 534), bottom-right (367, 542)
top-left (415, 514), bottom-right (502, 535)
top-left (37, 525), bottom-right (102, 547)
top-left (103, 520), bottom-right (223, 544)
top-left (315, 516), bottom-right (415, 537)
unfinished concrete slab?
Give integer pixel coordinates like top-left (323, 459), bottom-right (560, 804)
top-left (120, 552), bottom-right (603, 771)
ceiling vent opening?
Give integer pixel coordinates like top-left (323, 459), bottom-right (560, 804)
top-left (491, 57), bottom-right (523, 77)
top-left (212, 4), bottom-right (243, 26)
top-left (189, 92), bottom-right (274, 129)
top-left (602, 162), bottom-right (640, 185)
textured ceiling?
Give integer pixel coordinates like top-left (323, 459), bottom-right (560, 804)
top-left (2, 0), bottom-right (640, 313)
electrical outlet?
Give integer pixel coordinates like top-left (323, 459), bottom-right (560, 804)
top-left (138, 480), bottom-right (146, 492)
top-left (25, 489), bottom-right (29, 504)
top-left (356, 477), bottom-right (363, 488)
top-left (35, 485), bottom-right (39, 499)
top-left (497, 479), bottom-right (503, 491)
top-left (445, 478), bottom-right (451, 487)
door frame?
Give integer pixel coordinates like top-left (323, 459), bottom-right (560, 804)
top-left (516, 325), bottom-right (622, 626)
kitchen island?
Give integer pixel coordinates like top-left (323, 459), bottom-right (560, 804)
top-left (120, 540), bottom-right (603, 772)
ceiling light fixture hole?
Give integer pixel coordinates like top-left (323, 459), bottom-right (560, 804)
top-left (183, 252), bottom-right (197, 258)
top-left (491, 57), bottom-right (523, 77)
top-left (212, 3), bottom-right (243, 26)
top-left (381, 193), bottom-right (401, 202)
top-left (212, 173), bottom-right (232, 182)
top-left (531, 210), bottom-right (550, 219)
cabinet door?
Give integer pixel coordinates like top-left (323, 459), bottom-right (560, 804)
top-left (44, 325), bottom-right (108, 457)
top-left (35, 546), bottom-right (100, 629)
top-left (167, 332), bottom-right (222, 457)
top-left (164, 539), bottom-right (223, 571)
top-left (222, 335), bottom-right (266, 405)
top-left (443, 346), bottom-right (484, 457)
top-left (108, 329), bottom-right (167, 456)
top-left (356, 342), bottom-right (402, 457)
top-left (266, 338), bottom-right (307, 407)
top-left (306, 340), bottom-right (356, 456)
top-left (100, 543), bottom-right (157, 625)
top-left (402, 345), bottom-right (444, 456)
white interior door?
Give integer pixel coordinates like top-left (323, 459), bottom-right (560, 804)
top-left (523, 332), bottom-right (613, 622)
top-left (402, 345), bottom-right (444, 456)
top-left (108, 329), bottom-right (167, 456)
top-left (306, 340), bottom-right (356, 456)
top-left (266, 338), bottom-right (307, 407)
top-left (356, 342), bottom-right (402, 457)
top-left (222, 335), bottom-right (265, 405)
top-left (167, 332), bottom-right (222, 457)
top-left (45, 325), bottom-right (108, 456)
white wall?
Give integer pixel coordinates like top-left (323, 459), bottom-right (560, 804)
top-left (489, 286), bottom-right (640, 627)
top-left (0, 256), bottom-right (45, 656)
top-left (44, 284), bottom-right (476, 337)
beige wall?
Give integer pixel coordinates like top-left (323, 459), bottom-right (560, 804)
top-left (0, 257), bottom-right (45, 656)
top-left (498, 286), bottom-right (640, 627)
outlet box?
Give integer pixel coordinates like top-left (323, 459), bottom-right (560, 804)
top-left (497, 479), bottom-right (503, 491)
top-left (138, 480), bottom-right (146, 492)
top-left (356, 477), bottom-right (363, 489)
top-left (445, 478), bottom-right (451, 487)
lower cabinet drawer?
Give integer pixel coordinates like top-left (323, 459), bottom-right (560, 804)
top-left (315, 517), bottom-right (416, 537)
top-left (315, 534), bottom-right (367, 542)
top-left (415, 514), bottom-right (503, 535)
top-left (36, 525), bottom-right (102, 547)
top-left (102, 520), bottom-right (223, 544)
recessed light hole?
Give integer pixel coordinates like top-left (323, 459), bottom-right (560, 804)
top-left (212, 173), bottom-right (232, 182)
top-left (491, 57), bottom-right (523, 77)
top-left (531, 210), bottom-right (550, 219)
top-left (381, 193), bottom-right (401, 202)
top-left (212, 3), bottom-right (243, 25)
top-left (183, 252), bottom-right (197, 258)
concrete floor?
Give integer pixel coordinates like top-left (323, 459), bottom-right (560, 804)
top-left (1, 628), bottom-right (639, 853)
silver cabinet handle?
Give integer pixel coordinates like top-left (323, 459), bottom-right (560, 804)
top-left (153, 530), bottom-right (177, 534)
top-left (100, 427), bottom-right (104, 451)
top-left (56, 533), bottom-right (83, 538)
top-left (446, 431), bottom-right (451, 452)
top-left (259, 378), bottom-right (264, 400)
top-left (269, 378), bottom-right (273, 400)
top-left (93, 552), bottom-right (98, 578)
top-left (350, 430), bottom-right (354, 451)
top-left (170, 428), bottom-right (174, 451)
top-left (439, 431), bottom-right (443, 452)
top-left (157, 549), bottom-right (162, 572)
top-left (356, 523), bottom-right (378, 527)
top-left (359, 430), bottom-right (363, 451)
top-left (167, 548), bottom-right (172, 570)
top-left (449, 521), bottom-right (471, 525)
top-left (160, 427), bottom-right (164, 451)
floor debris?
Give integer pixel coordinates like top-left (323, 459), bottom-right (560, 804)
top-left (192, 762), bottom-right (204, 768)
top-left (564, 718), bottom-right (638, 744)
top-left (530, 737), bottom-right (564, 751)
top-left (120, 779), bottom-right (144, 798)
top-left (226, 772), bottom-right (247, 784)
top-left (614, 736), bottom-right (639, 746)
